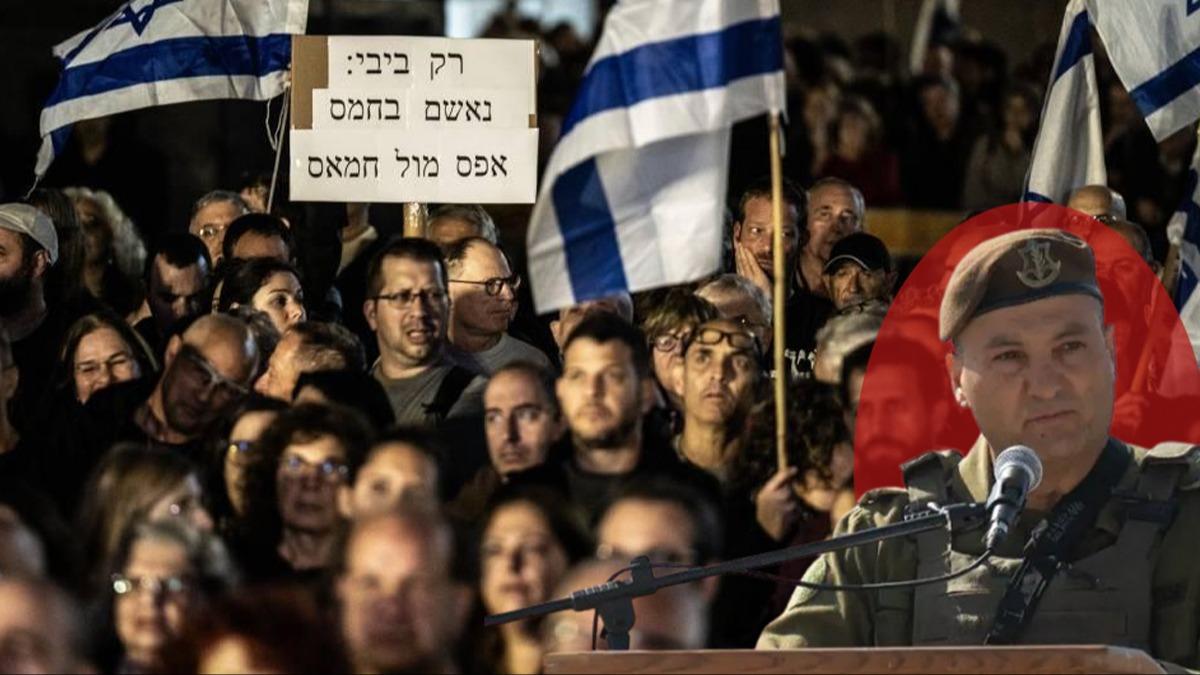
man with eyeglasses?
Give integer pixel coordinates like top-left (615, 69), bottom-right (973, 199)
top-left (43, 314), bottom-right (258, 516)
top-left (187, 190), bottom-right (249, 266)
top-left (444, 237), bottom-right (552, 374)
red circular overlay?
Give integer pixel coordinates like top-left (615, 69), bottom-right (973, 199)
top-left (854, 203), bottom-right (1200, 496)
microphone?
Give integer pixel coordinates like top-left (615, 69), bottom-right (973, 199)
top-left (984, 445), bottom-right (1043, 550)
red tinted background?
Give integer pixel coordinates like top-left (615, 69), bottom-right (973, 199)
top-left (853, 203), bottom-right (1200, 495)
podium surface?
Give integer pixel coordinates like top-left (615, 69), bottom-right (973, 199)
top-left (544, 645), bottom-right (1164, 674)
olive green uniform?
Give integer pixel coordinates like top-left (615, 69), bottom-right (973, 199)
top-left (757, 436), bottom-right (1200, 671)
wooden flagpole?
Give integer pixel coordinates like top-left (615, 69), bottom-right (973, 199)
top-left (769, 110), bottom-right (788, 472)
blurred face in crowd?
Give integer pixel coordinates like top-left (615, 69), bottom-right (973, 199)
top-left (550, 295), bottom-right (632, 351)
top-left (557, 338), bottom-right (651, 450)
top-left (734, 196), bottom-right (800, 281)
top-left (231, 232), bottom-right (289, 263)
top-left (484, 369), bottom-right (563, 476)
top-left (160, 324), bottom-right (255, 437)
top-left (1003, 92), bottom-right (1035, 134)
top-left (855, 361), bottom-right (931, 469)
top-left (340, 442), bottom-right (439, 519)
top-left (145, 473), bottom-right (214, 533)
top-left (919, 81), bottom-right (960, 134)
top-left (427, 216), bottom-right (482, 248)
top-left (113, 536), bottom-right (197, 668)
top-left (0, 230), bottom-right (46, 317)
top-left (224, 409), bottom-right (280, 516)
top-left (806, 183), bottom-right (863, 263)
top-left (649, 323), bottom-right (696, 403)
top-left (0, 581), bottom-right (79, 674)
top-left (0, 505), bottom-right (45, 579)
top-left (249, 271), bottom-right (305, 334)
top-left (276, 434), bottom-right (349, 534)
top-left (696, 285), bottom-right (771, 353)
top-left (365, 256), bottom-right (449, 372)
top-left (73, 196), bottom-right (114, 266)
top-left (480, 500), bottom-right (569, 616)
top-left (448, 241), bottom-right (518, 342)
top-left (674, 320), bottom-right (760, 428)
top-left (823, 261), bottom-right (894, 311)
top-left (597, 498), bottom-right (697, 567)
top-left (338, 515), bottom-right (470, 673)
top-left (73, 326), bottom-right (141, 403)
top-left (949, 295), bottom-right (1115, 466)
top-left (148, 255), bottom-right (210, 335)
top-left (190, 200), bottom-right (243, 265)
top-left (254, 330), bottom-right (305, 401)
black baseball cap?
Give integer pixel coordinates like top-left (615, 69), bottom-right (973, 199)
top-left (823, 232), bottom-right (892, 274)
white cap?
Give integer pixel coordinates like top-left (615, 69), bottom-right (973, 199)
top-left (0, 204), bottom-right (58, 265)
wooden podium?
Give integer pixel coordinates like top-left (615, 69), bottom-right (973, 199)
top-left (544, 646), bottom-right (1165, 674)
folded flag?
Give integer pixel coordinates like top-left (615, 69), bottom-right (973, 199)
top-left (526, 0), bottom-right (786, 314)
top-left (36, 0), bottom-right (308, 178)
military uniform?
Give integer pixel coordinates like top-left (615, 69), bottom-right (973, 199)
top-left (758, 228), bottom-right (1200, 671)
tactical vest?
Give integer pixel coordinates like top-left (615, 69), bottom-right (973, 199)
top-left (899, 443), bottom-right (1192, 647)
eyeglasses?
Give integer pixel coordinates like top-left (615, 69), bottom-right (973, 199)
top-left (684, 327), bottom-right (761, 355)
top-left (175, 345), bottom-right (249, 406)
top-left (450, 274), bottom-right (521, 296)
top-left (196, 223), bottom-right (227, 241)
top-left (281, 454), bottom-right (349, 482)
top-left (370, 288), bottom-right (447, 307)
top-left (111, 573), bottom-right (192, 598)
top-left (650, 330), bottom-right (693, 354)
top-left (228, 440), bottom-right (254, 456)
top-left (76, 352), bottom-right (136, 378)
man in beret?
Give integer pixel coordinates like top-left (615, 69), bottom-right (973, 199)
top-left (759, 228), bottom-right (1200, 669)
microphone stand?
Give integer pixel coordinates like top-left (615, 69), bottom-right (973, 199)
top-left (485, 501), bottom-right (988, 650)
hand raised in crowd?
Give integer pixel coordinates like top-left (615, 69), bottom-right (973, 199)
top-left (755, 466), bottom-right (801, 542)
top-left (734, 239), bottom-right (773, 300)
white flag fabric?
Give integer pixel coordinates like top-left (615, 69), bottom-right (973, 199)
top-left (1168, 144), bottom-right (1200, 362)
top-left (1089, 0), bottom-right (1200, 142)
top-left (36, 0), bottom-right (308, 177)
top-left (526, 0), bottom-right (786, 314)
top-left (909, 0), bottom-right (961, 75)
top-left (1024, 0), bottom-right (1106, 204)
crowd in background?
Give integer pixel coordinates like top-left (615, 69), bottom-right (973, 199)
top-left (0, 7), bottom-right (1181, 675)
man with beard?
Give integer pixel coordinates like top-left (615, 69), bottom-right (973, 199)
top-left (134, 233), bottom-right (212, 362)
top-left (43, 313), bottom-right (257, 515)
top-left (759, 229), bottom-right (1200, 670)
top-left (364, 238), bottom-right (485, 426)
top-left (444, 237), bottom-right (551, 373)
top-left (852, 337), bottom-right (949, 472)
top-left (336, 506), bottom-right (472, 674)
top-left (0, 204), bottom-right (60, 429)
top-left (552, 313), bottom-right (717, 524)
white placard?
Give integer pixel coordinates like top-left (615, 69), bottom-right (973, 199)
top-left (312, 87), bottom-right (532, 130)
top-left (289, 127), bottom-right (538, 203)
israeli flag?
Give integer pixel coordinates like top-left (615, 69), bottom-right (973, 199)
top-left (1169, 145), bottom-right (1200, 361)
top-left (1089, 0), bottom-right (1200, 142)
top-left (36, 0), bottom-right (308, 177)
top-left (1024, 0), bottom-right (1105, 204)
top-left (526, 0), bottom-right (785, 313)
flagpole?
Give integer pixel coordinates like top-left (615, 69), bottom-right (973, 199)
top-left (769, 110), bottom-right (788, 472)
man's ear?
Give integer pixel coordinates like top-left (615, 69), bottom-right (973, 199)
top-left (946, 350), bottom-right (966, 407)
top-left (30, 250), bottom-right (49, 281)
top-left (886, 270), bottom-right (899, 292)
top-left (363, 299), bottom-right (378, 332)
top-left (1104, 323), bottom-right (1117, 374)
top-left (669, 359), bottom-right (686, 402)
top-left (732, 221), bottom-right (744, 243)
top-left (164, 335), bottom-right (183, 369)
top-left (549, 319), bottom-right (563, 349)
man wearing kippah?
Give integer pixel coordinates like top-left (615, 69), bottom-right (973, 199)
top-left (758, 228), bottom-right (1200, 670)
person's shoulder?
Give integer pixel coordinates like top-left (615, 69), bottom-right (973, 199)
top-left (1132, 441), bottom-right (1200, 492)
top-left (844, 487), bottom-right (913, 529)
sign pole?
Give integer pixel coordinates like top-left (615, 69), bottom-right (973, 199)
top-left (769, 110), bottom-right (788, 472)
top-left (404, 201), bottom-right (427, 238)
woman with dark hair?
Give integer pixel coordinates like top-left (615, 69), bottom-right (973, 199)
top-left (475, 483), bottom-right (591, 674)
top-left (26, 188), bottom-right (90, 312)
top-left (962, 82), bottom-right (1042, 210)
top-left (55, 312), bottom-right (156, 404)
top-left (237, 403), bottom-right (374, 581)
top-left (200, 395), bottom-right (290, 535)
top-left (216, 258), bottom-right (306, 334)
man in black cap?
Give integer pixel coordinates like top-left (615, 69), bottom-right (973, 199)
top-left (821, 232), bottom-right (897, 312)
top-left (759, 228), bottom-right (1200, 671)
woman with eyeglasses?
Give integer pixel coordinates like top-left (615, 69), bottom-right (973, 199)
top-left (56, 312), bottom-right (156, 405)
top-left (473, 483), bottom-right (591, 675)
top-left (100, 519), bottom-right (236, 674)
top-left (236, 403), bottom-right (373, 582)
top-left (216, 258), bottom-right (307, 334)
top-left (77, 444), bottom-right (216, 594)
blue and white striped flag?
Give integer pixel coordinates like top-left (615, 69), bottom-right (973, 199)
top-left (1169, 144), bottom-right (1200, 361)
top-left (1024, 0), bottom-right (1105, 204)
top-left (526, 0), bottom-right (785, 313)
top-left (1089, 0), bottom-right (1200, 142)
top-left (36, 0), bottom-right (308, 178)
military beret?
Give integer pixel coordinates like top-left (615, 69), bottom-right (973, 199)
top-left (939, 229), bottom-right (1102, 342)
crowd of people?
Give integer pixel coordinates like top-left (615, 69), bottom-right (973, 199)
top-left (0, 8), bottom-right (1186, 675)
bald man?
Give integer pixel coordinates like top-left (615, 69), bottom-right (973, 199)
top-left (45, 314), bottom-right (259, 515)
top-left (1067, 185), bottom-right (1128, 220)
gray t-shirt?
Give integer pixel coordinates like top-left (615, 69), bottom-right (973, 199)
top-left (465, 333), bottom-right (554, 374)
top-left (372, 357), bottom-right (486, 427)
